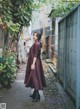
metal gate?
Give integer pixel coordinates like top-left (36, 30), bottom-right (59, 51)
top-left (58, 19), bottom-right (66, 84)
top-left (58, 3), bottom-right (80, 109)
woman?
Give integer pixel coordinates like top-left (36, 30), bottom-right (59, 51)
top-left (24, 32), bottom-right (46, 102)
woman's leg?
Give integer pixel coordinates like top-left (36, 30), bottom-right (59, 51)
top-left (32, 89), bottom-right (40, 102)
top-left (29, 89), bottom-right (36, 99)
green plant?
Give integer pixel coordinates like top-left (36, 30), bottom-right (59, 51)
top-left (0, 48), bottom-right (17, 88)
top-left (0, 58), bottom-right (17, 88)
top-left (45, 0), bottom-right (79, 18)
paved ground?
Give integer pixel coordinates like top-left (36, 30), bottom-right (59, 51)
top-left (0, 61), bottom-right (76, 109)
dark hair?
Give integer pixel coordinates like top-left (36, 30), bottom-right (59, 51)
top-left (33, 32), bottom-right (41, 41)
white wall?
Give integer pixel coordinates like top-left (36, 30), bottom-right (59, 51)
top-left (31, 4), bottom-right (52, 33)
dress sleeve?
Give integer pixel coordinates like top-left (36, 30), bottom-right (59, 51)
top-left (34, 43), bottom-right (40, 58)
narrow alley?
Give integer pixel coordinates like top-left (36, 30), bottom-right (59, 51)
top-left (0, 61), bottom-right (75, 109)
top-left (0, 1), bottom-right (80, 109)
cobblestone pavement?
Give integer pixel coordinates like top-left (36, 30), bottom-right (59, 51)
top-left (0, 61), bottom-right (76, 109)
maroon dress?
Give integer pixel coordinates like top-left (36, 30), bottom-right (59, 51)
top-left (24, 41), bottom-right (46, 90)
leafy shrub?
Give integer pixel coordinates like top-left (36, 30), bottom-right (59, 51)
top-left (0, 49), bottom-right (17, 88)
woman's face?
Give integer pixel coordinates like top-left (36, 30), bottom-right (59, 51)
top-left (33, 33), bottom-right (38, 41)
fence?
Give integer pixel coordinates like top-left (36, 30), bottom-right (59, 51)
top-left (58, 3), bottom-right (80, 109)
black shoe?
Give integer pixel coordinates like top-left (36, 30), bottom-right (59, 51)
top-left (29, 90), bottom-right (36, 99)
top-left (29, 94), bottom-right (34, 98)
top-left (32, 91), bottom-right (40, 102)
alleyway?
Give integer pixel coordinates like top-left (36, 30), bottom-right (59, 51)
top-left (0, 61), bottom-right (75, 109)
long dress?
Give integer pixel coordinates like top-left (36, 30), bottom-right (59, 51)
top-left (24, 41), bottom-right (46, 90)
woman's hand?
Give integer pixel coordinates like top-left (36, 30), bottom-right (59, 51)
top-left (31, 64), bottom-right (35, 70)
top-left (31, 57), bottom-right (36, 70)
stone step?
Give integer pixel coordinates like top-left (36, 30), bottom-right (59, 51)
top-left (48, 64), bottom-right (57, 76)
